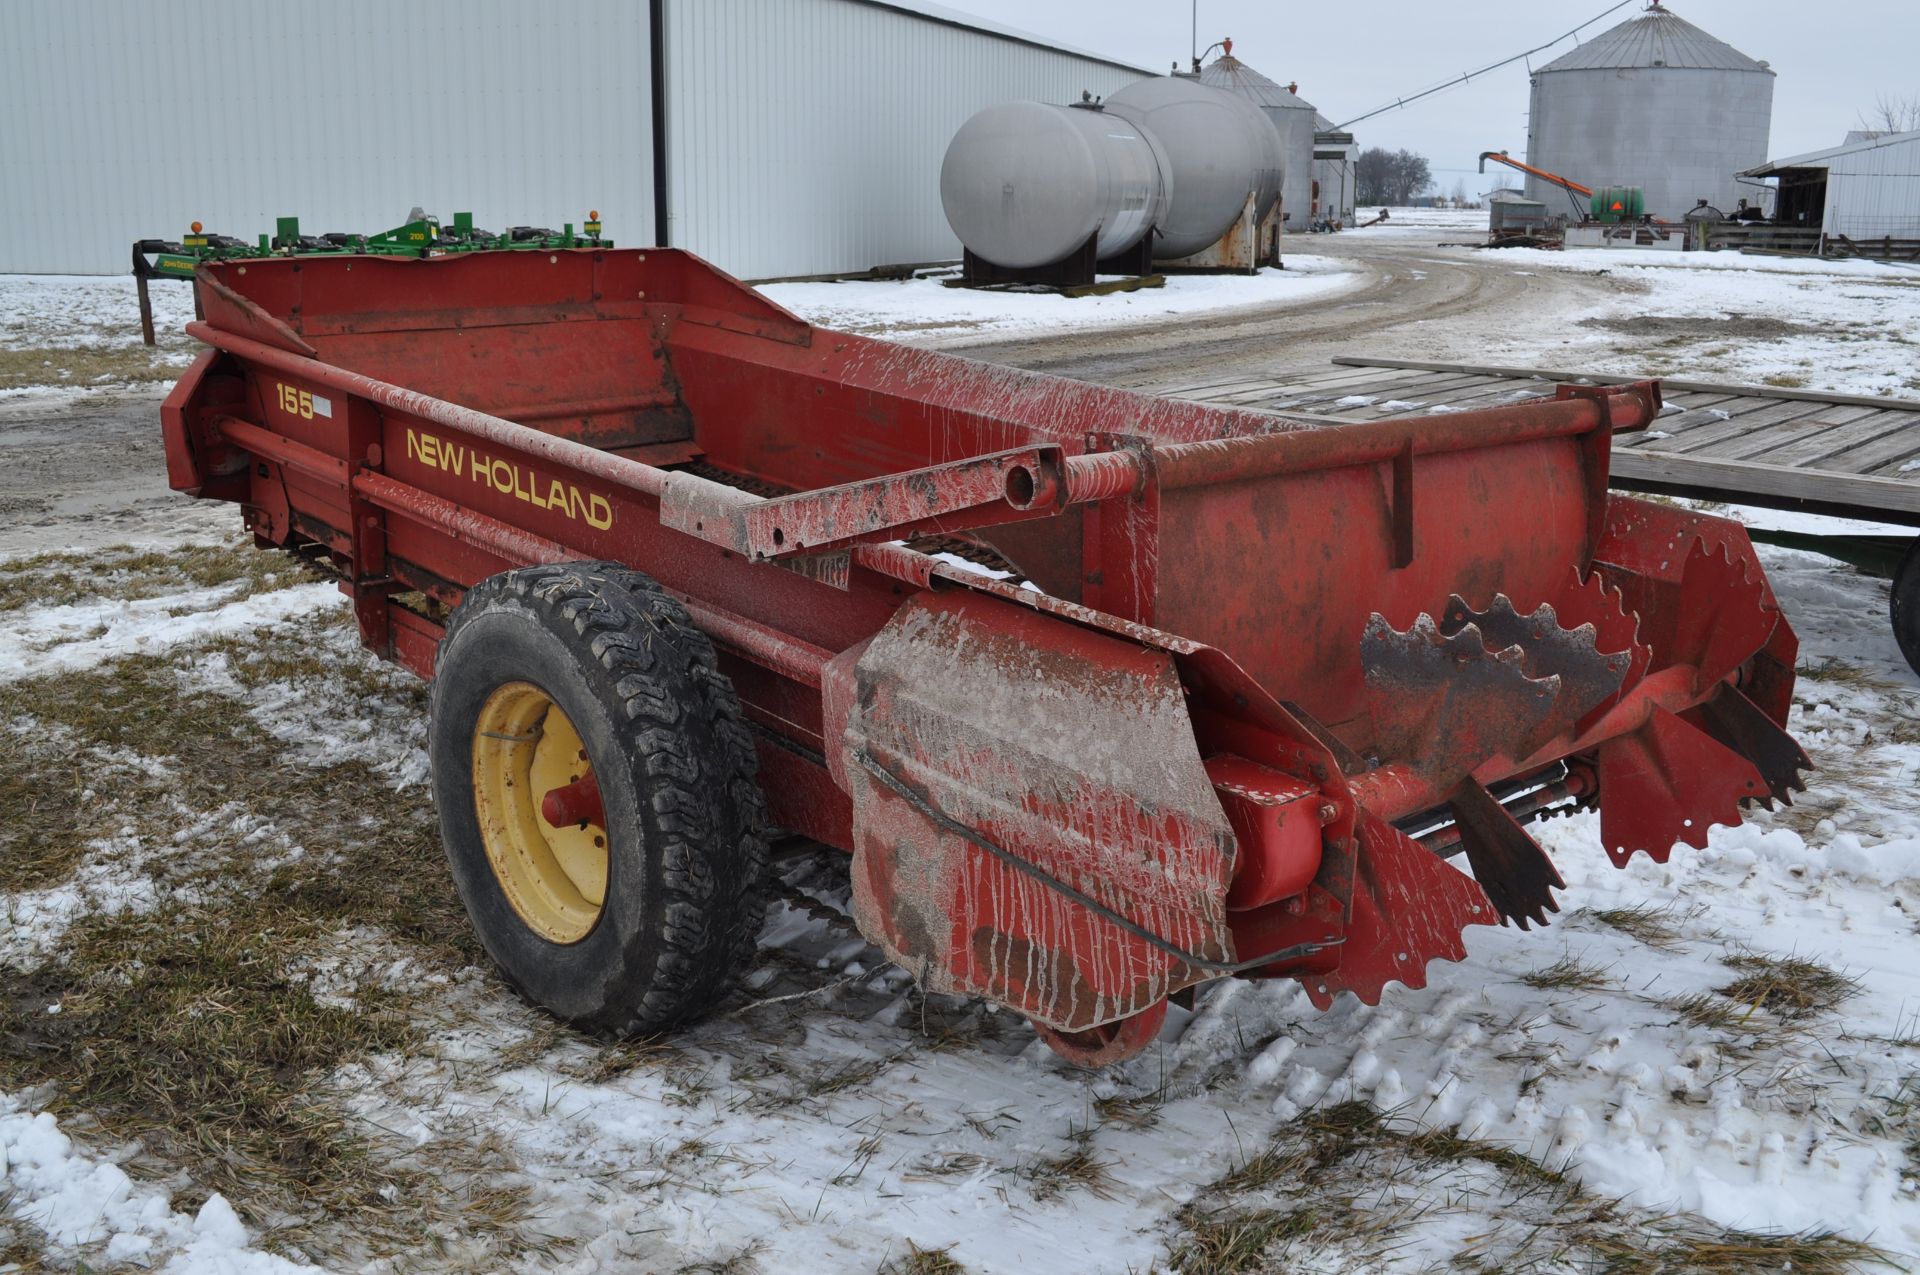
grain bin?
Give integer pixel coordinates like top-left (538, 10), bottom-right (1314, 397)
top-left (939, 101), bottom-right (1169, 271)
top-left (1104, 76), bottom-right (1284, 258)
top-left (1524, 2), bottom-right (1773, 222)
top-left (1198, 49), bottom-right (1316, 233)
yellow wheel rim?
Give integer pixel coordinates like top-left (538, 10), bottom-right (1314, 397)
top-left (471, 682), bottom-right (609, 944)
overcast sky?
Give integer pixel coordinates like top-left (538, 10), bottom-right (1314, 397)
top-left (947, 0), bottom-right (1918, 193)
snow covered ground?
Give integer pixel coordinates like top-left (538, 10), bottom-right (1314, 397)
top-left (759, 256), bottom-right (1360, 347)
top-left (3, 239), bottom-right (1920, 1272)
top-left (1468, 247), bottom-right (1920, 398)
top-left (4, 532), bottom-right (1913, 1274)
top-left (0, 274), bottom-right (199, 403)
top-left (1344, 206), bottom-right (1489, 237)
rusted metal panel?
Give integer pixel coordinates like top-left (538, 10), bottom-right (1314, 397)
top-left (841, 590), bottom-right (1237, 1033)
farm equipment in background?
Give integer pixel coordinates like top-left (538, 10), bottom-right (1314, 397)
top-left (158, 246), bottom-right (1810, 1066)
top-left (132, 211), bottom-right (607, 344)
top-left (1480, 150), bottom-right (1596, 222)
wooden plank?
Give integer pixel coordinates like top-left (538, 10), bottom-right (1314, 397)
top-left (1393, 379), bottom-right (1564, 411)
top-left (1829, 421), bottom-right (1920, 475)
top-left (1615, 396), bottom-right (1770, 449)
top-left (1608, 450), bottom-right (1920, 520)
top-left (1236, 374), bottom-right (1461, 411)
top-left (1222, 365), bottom-right (1429, 395)
top-left (1278, 372), bottom-right (1457, 401)
top-left (1195, 372), bottom-right (1920, 525)
top-left (1749, 410), bottom-right (1920, 469)
top-left (1614, 401), bottom-right (1849, 458)
top-left (1300, 371), bottom-right (1513, 404)
top-left (1331, 356), bottom-right (1920, 414)
top-left (1297, 378), bottom-right (1520, 412)
top-left (1622, 397), bottom-right (1833, 451)
top-left (1686, 404), bottom-right (1884, 462)
top-left (1157, 374), bottom-right (1293, 399)
top-left (1173, 365), bottom-right (1432, 403)
top-left (1179, 380), bottom-right (1298, 405)
top-left (1286, 364), bottom-right (1435, 387)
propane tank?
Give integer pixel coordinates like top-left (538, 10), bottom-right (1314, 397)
top-left (939, 100), bottom-right (1170, 271)
top-left (1104, 76), bottom-right (1284, 258)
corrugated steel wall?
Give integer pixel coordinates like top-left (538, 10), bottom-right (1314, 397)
top-left (0, 0), bottom-right (1146, 278)
top-left (1525, 66), bottom-right (1774, 222)
top-left (0, 0), bottom-right (655, 275)
top-left (1823, 137), bottom-right (1920, 239)
top-left (659, 0), bottom-right (1144, 280)
top-left (1314, 150), bottom-right (1357, 224)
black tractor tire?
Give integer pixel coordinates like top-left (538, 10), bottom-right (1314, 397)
top-left (1894, 536), bottom-right (1920, 680)
top-left (428, 561), bottom-right (768, 1034)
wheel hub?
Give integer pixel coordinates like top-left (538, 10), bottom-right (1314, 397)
top-left (470, 682), bottom-right (609, 943)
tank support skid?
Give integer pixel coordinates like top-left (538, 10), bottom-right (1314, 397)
top-left (162, 247), bottom-right (1808, 1064)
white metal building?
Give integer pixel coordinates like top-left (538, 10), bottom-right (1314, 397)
top-left (0, 0), bottom-right (1149, 278)
top-left (1312, 114), bottom-right (1358, 227)
top-left (1742, 130), bottom-right (1920, 241)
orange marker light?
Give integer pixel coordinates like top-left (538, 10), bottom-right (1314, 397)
top-left (190, 221), bottom-right (203, 233)
top-left (589, 210), bottom-right (599, 221)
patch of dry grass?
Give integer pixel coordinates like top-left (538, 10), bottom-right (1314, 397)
top-left (1860, 1072), bottom-right (1920, 1177)
top-left (1668, 991), bottom-right (1756, 1033)
top-left (0, 541), bottom-right (294, 614)
top-left (1719, 953), bottom-right (1860, 1022)
top-left (1023, 1126), bottom-right (1118, 1202)
top-left (677, 1242), bottom-right (767, 1275)
top-left (0, 745), bottom-right (93, 891)
top-left (1169, 1207), bottom-right (1328, 1275)
top-left (1580, 903), bottom-right (1688, 952)
top-left (0, 596), bottom-right (509, 1260)
top-left (1168, 1095), bottom-right (1892, 1274)
top-left (878, 1240), bottom-right (968, 1275)
top-left (0, 345), bottom-right (185, 392)
top-left (1796, 656), bottom-right (1894, 690)
top-left (0, 646), bottom-right (470, 964)
top-left (1403, 1128), bottom-right (1568, 1192)
top-left (1664, 955), bottom-right (1858, 1041)
top-left (1520, 955), bottom-right (1614, 991)
top-left (0, 1220), bottom-right (49, 1274)
top-left (0, 900), bottom-right (416, 1222)
top-left (1590, 1227), bottom-right (1890, 1273)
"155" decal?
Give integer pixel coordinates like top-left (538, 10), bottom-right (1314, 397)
top-left (275, 382), bottom-right (334, 420)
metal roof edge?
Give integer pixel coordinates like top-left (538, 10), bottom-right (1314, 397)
top-left (1743, 127), bottom-right (1920, 176)
top-left (844, 0), bottom-right (1158, 78)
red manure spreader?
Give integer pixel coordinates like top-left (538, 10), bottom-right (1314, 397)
top-left (161, 248), bottom-right (1808, 1065)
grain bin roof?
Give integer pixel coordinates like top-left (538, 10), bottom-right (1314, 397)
top-left (1198, 55), bottom-right (1314, 111)
top-left (1537, 4), bottom-right (1771, 74)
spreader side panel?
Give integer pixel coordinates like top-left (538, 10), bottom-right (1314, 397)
top-left (841, 590), bottom-right (1237, 1033)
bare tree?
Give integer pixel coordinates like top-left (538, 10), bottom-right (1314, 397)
top-left (1450, 178), bottom-right (1469, 208)
top-left (1355, 148), bottom-right (1434, 206)
top-left (1857, 93), bottom-right (1920, 138)
top-left (1355, 149), bottom-right (1392, 205)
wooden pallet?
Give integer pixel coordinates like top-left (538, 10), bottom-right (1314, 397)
top-left (1165, 356), bottom-right (1920, 526)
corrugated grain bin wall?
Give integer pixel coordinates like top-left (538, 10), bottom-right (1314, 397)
top-left (661, 0), bottom-right (1142, 280)
top-left (0, 0), bottom-right (657, 275)
top-left (1524, 4), bottom-right (1773, 223)
top-left (1198, 53), bottom-right (1317, 232)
